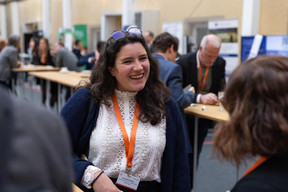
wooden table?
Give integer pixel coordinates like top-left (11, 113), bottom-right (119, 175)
top-left (73, 183), bottom-right (83, 192)
top-left (29, 71), bottom-right (90, 87)
top-left (29, 71), bottom-right (90, 112)
top-left (184, 104), bottom-right (229, 192)
top-left (184, 104), bottom-right (229, 122)
top-left (12, 65), bottom-right (60, 72)
top-left (11, 65), bottom-right (60, 97)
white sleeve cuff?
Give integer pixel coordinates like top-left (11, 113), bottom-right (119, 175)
top-left (88, 57), bottom-right (93, 63)
top-left (81, 165), bottom-right (102, 189)
top-left (196, 94), bottom-right (202, 103)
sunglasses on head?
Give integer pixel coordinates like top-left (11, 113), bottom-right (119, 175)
top-left (111, 27), bottom-right (142, 40)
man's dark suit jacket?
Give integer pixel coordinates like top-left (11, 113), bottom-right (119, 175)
top-left (176, 52), bottom-right (226, 102)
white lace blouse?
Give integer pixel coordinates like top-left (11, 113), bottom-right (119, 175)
top-left (82, 90), bottom-right (166, 188)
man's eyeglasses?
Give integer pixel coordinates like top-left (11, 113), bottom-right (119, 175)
top-left (111, 27), bottom-right (142, 40)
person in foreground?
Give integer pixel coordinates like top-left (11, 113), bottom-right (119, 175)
top-left (213, 55), bottom-right (288, 192)
top-left (0, 87), bottom-right (73, 191)
top-left (61, 27), bottom-right (190, 192)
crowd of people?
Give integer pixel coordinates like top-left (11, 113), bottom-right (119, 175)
top-left (1, 26), bottom-right (288, 192)
top-left (0, 35), bottom-right (105, 106)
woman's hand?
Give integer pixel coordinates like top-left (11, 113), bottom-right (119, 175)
top-left (92, 172), bottom-right (122, 192)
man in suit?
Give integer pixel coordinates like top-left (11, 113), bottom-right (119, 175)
top-left (0, 87), bottom-right (73, 191)
top-left (152, 32), bottom-right (195, 157)
top-left (0, 35), bottom-right (23, 89)
top-left (177, 34), bottom-right (226, 189)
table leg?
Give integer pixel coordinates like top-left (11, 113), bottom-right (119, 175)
top-left (11, 78), bottom-right (16, 95)
top-left (45, 80), bottom-right (50, 109)
top-left (193, 116), bottom-right (199, 192)
top-left (14, 72), bottom-right (21, 97)
top-left (57, 83), bottom-right (61, 113)
top-left (70, 87), bottom-right (73, 97)
top-left (29, 75), bottom-right (34, 102)
top-left (20, 72), bottom-right (25, 98)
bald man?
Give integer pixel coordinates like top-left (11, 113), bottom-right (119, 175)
top-left (177, 34), bottom-right (226, 190)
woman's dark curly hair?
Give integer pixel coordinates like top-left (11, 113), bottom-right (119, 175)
top-left (77, 32), bottom-right (170, 125)
top-left (213, 55), bottom-right (288, 166)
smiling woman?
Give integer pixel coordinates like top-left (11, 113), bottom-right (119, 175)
top-left (109, 42), bottom-right (150, 92)
top-left (61, 27), bottom-right (190, 192)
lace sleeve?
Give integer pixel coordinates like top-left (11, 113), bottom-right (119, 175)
top-left (81, 165), bottom-right (102, 189)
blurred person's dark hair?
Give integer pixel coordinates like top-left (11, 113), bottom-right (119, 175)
top-left (152, 32), bottom-right (178, 53)
top-left (74, 39), bottom-right (81, 46)
top-left (57, 42), bottom-right (65, 47)
top-left (96, 41), bottom-right (106, 53)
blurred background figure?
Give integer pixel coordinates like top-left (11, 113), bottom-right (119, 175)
top-left (77, 40), bottom-right (105, 70)
top-left (26, 37), bottom-right (39, 63)
top-left (0, 39), bottom-right (7, 53)
top-left (53, 42), bottom-right (82, 72)
top-left (144, 31), bottom-right (154, 51)
top-left (72, 39), bottom-right (86, 60)
top-left (0, 35), bottom-right (23, 90)
top-left (32, 38), bottom-right (54, 66)
top-left (213, 55), bottom-right (288, 192)
top-left (32, 38), bottom-right (56, 106)
top-left (0, 87), bottom-right (73, 192)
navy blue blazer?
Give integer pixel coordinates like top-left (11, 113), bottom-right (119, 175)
top-left (153, 53), bottom-right (194, 153)
top-left (77, 52), bottom-right (95, 70)
top-left (153, 53), bottom-right (194, 110)
top-left (60, 88), bottom-right (190, 192)
top-left (72, 48), bottom-right (83, 60)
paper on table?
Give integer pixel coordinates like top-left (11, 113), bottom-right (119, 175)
top-left (183, 84), bottom-right (192, 93)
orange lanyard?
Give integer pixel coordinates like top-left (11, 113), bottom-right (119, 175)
top-left (198, 66), bottom-right (210, 92)
top-left (242, 156), bottom-right (268, 178)
top-left (112, 93), bottom-right (140, 168)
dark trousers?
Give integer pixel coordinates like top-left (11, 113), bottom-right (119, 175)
top-left (39, 79), bottom-right (58, 107)
top-left (186, 115), bottom-right (212, 190)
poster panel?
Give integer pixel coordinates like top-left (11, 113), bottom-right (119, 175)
top-left (162, 22), bottom-right (183, 54)
top-left (208, 19), bottom-right (239, 77)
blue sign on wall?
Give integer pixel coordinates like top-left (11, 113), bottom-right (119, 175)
top-left (241, 36), bottom-right (266, 62)
top-left (241, 35), bottom-right (288, 62)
